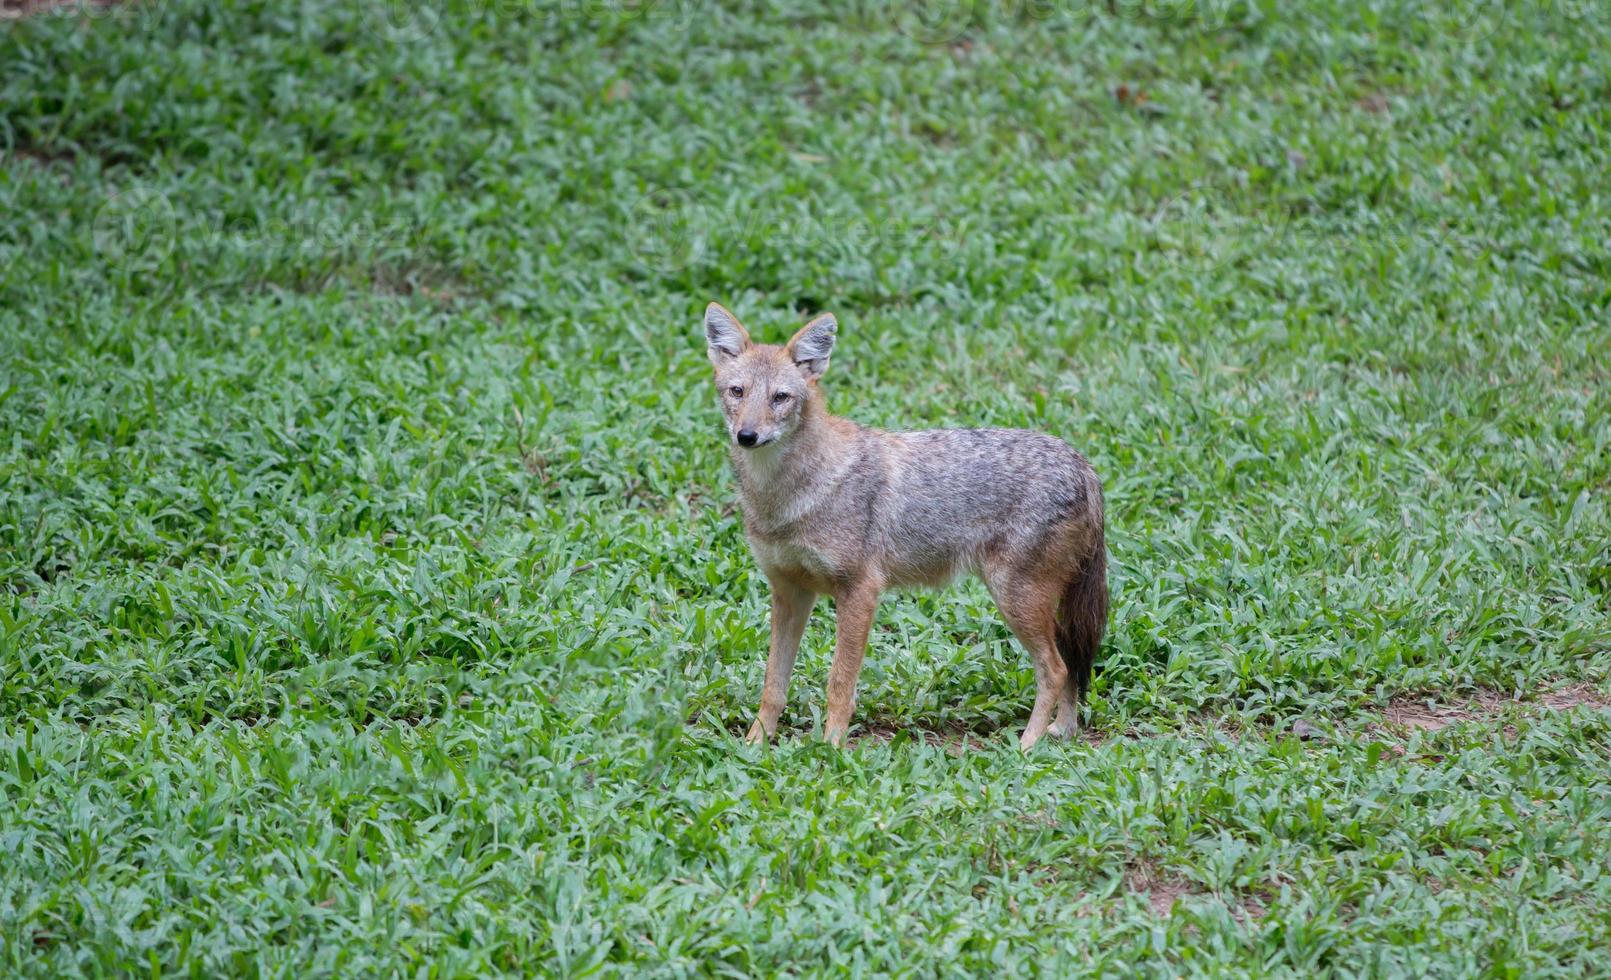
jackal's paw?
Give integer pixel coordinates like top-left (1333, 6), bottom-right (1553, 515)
top-left (1048, 717), bottom-right (1081, 740)
top-left (744, 720), bottom-right (772, 745)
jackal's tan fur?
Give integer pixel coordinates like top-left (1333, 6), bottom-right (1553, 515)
top-left (703, 302), bottom-right (1108, 750)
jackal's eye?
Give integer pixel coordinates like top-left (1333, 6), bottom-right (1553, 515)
top-left (727, 386), bottom-right (744, 399)
top-left (771, 391), bottom-right (792, 406)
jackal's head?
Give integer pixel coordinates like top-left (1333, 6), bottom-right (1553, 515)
top-left (703, 301), bottom-right (836, 451)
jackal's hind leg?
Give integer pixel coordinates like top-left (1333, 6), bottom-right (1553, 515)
top-left (1049, 681), bottom-right (1081, 739)
top-left (984, 565), bottom-right (1067, 752)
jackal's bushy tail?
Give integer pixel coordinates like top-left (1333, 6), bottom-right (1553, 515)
top-left (1055, 546), bottom-right (1108, 700)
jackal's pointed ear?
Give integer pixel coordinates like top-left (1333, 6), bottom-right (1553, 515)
top-left (787, 313), bottom-right (836, 379)
top-left (704, 302), bottom-right (750, 365)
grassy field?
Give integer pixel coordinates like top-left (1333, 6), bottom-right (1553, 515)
top-left (3, 0), bottom-right (1610, 974)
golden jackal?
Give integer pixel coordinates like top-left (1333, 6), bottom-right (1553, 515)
top-left (703, 302), bottom-right (1108, 750)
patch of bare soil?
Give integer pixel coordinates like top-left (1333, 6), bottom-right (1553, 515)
top-left (1125, 861), bottom-right (1196, 917)
top-left (700, 717), bottom-right (997, 753)
top-left (1380, 690), bottom-right (1510, 733)
top-left (700, 683), bottom-right (1607, 752)
top-left (1537, 683), bottom-right (1610, 711)
top-left (1122, 861), bottom-right (1271, 922)
top-left (851, 718), bottom-right (1127, 753)
top-left (6, 144), bottom-right (76, 169)
top-left (850, 721), bottom-right (992, 755)
top-left (1376, 684), bottom-right (1608, 736)
top-left (1234, 893), bottom-right (1269, 923)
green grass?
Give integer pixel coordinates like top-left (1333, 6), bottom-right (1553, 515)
top-left (2, 0), bottom-right (1610, 974)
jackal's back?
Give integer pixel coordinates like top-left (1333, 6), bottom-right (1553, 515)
top-left (874, 427), bottom-right (1104, 585)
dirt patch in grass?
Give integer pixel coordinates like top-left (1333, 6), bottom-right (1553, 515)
top-left (702, 717), bottom-right (998, 753)
top-left (366, 264), bottom-right (465, 304)
top-left (1380, 690), bottom-right (1510, 733)
top-left (851, 718), bottom-right (1128, 753)
top-left (850, 720), bottom-right (994, 754)
top-left (1123, 860), bottom-right (1273, 922)
top-left (6, 143), bottom-right (77, 171)
top-left (859, 684), bottom-right (1607, 751)
top-left (703, 683), bottom-right (1608, 751)
top-left (1375, 684), bottom-right (1608, 736)
top-left (1234, 892), bottom-right (1269, 923)
top-left (1125, 860), bottom-right (1196, 916)
top-left (1536, 684), bottom-right (1609, 711)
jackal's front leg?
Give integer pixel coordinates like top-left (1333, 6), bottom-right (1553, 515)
top-left (745, 578), bottom-right (816, 744)
top-left (823, 580), bottom-right (881, 747)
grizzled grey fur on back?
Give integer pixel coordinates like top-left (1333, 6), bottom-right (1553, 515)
top-left (874, 428), bottom-right (1102, 585)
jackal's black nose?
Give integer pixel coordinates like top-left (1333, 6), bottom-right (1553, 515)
top-left (736, 429), bottom-right (758, 447)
